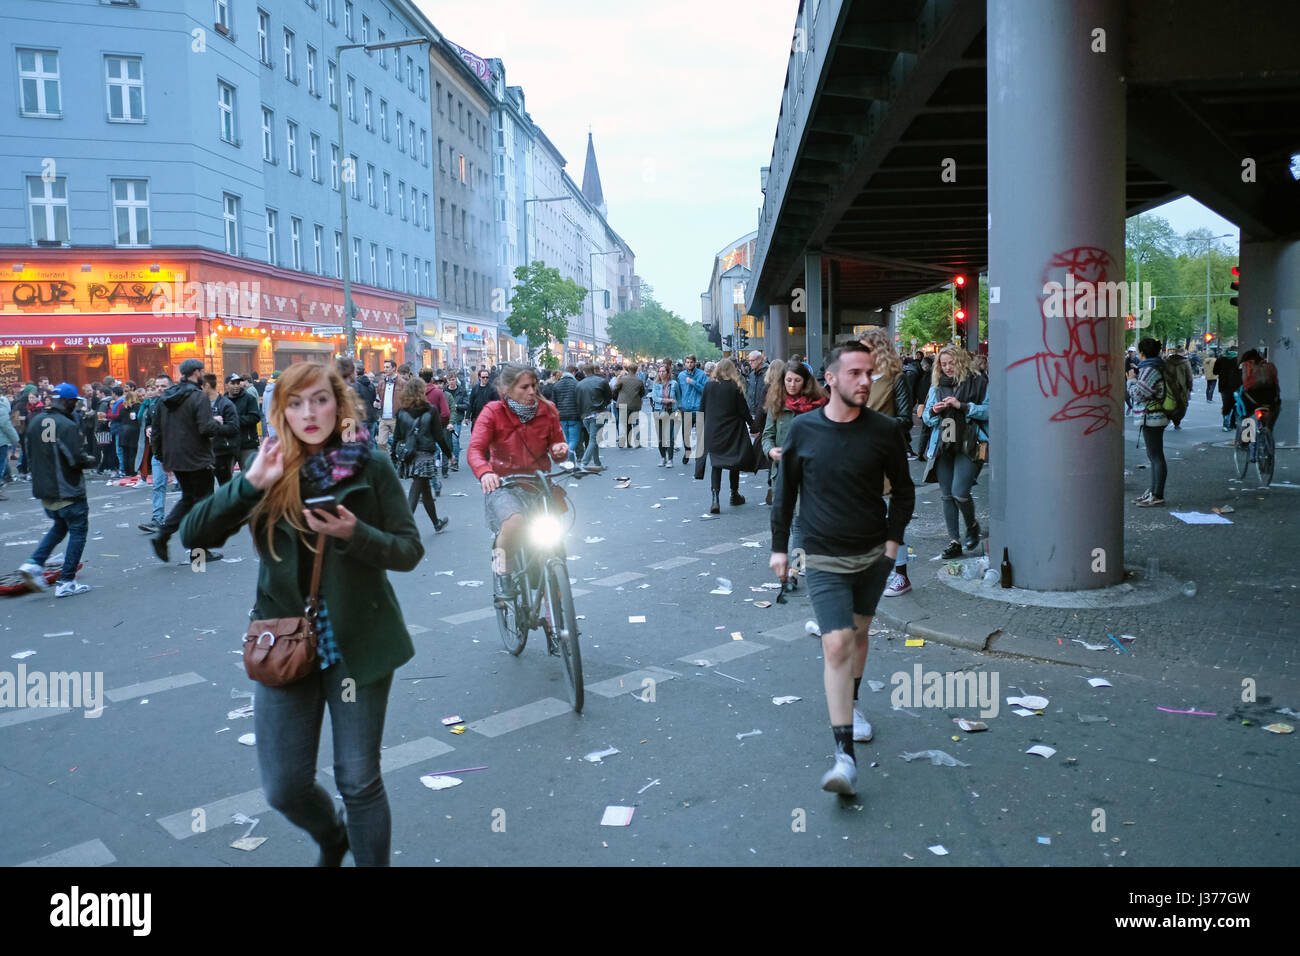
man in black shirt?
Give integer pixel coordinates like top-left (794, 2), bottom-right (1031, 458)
top-left (771, 342), bottom-right (915, 796)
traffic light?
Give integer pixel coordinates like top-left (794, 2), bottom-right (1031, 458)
top-left (604, 289), bottom-right (611, 309)
top-left (1230, 265), bottom-right (1240, 307)
top-left (1204, 332), bottom-right (1215, 344)
top-left (955, 308), bottom-right (967, 336)
top-left (723, 334), bottom-right (733, 350)
top-left (954, 275), bottom-right (966, 288)
top-left (738, 328), bottom-right (749, 350)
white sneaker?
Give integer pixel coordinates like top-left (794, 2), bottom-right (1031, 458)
top-left (55, 580), bottom-right (90, 598)
top-left (853, 708), bottom-right (874, 743)
top-left (19, 562), bottom-right (47, 591)
top-left (882, 572), bottom-right (912, 597)
top-left (820, 753), bottom-right (857, 795)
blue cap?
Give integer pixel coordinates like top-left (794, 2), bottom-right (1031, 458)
top-left (52, 382), bottom-right (80, 400)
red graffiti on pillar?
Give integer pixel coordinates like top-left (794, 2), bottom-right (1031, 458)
top-left (1006, 246), bottom-right (1117, 435)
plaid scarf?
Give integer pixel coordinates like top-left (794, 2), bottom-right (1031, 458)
top-left (506, 397), bottom-right (538, 423)
top-left (300, 430), bottom-right (372, 497)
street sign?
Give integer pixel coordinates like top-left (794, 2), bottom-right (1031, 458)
top-left (311, 325), bottom-right (344, 336)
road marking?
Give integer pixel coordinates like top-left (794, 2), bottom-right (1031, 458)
top-left (698, 542), bottom-right (743, 554)
top-left (467, 698), bottom-right (571, 737)
top-left (442, 607), bottom-right (496, 625)
top-left (591, 571), bottom-right (646, 587)
top-left (322, 736), bottom-right (454, 776)
top-left (758, 622), bottom-right (808, 643)
top-left (18, 838), bottom-right (117, 867)
top-left (105, 672), bottom-right (206, 703)
top-left (648, 556), bottom-right (699, 571)
top-left (0, 707), bottom-right (74, 729)
top-left (407, 623), bottom-right (431, 635)
top-left (677, 640), bottom-right (769, 665)
top-left (586, 666), bottom-right (681, 698)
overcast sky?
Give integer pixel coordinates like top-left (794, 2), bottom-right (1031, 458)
top-left (418, 1), bottom-right (1241, 322)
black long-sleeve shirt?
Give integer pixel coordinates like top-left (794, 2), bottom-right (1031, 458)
top-left (771, 406), bottom-right (915, 556)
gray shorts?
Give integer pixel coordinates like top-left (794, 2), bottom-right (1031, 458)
top-left (484, 486), bottom-right (533, 535)
top-left (804, 554), bottom-right (895, 633)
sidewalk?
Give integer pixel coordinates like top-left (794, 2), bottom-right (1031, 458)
top-left (875, 393), bottom-right (1300, 686)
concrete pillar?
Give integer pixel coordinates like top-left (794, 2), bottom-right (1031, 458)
top-left (803, 252), bottom-right (823, 371)
top-left (1239, 236), bottom-right (1300, 447)
top-left (768, 304), bottom-right (789, 360)
top-left (988, 0), bottom-right (1126, 590)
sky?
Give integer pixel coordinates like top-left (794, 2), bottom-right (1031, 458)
top-left (416, 2), bottom-right (1243, 321)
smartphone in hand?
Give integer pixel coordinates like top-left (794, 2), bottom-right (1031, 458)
top-left (304, 495), bottom-right (339, 517)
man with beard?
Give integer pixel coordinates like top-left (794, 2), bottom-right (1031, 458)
top-left (770, 342), bottom-right (914, 796)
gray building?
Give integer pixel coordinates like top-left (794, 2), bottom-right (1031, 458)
top-left (702, 232), bottom-right (761, 357)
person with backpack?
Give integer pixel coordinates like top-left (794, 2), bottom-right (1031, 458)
top-left (1126, 337), bottom-right (1176, 507)
top-left (1164, 347), bottom-right (1193, 430)
top-left (392, 378), bottom-right (450, 533)
top-left (1215, 351), bottom-right (1241, 431)
top-left (1238, 349), bottom-right (1281, 435)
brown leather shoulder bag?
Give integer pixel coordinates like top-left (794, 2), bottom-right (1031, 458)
top-left (243, 532), bottom-right (326, 687)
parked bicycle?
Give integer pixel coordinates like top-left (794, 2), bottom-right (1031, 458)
top-left (493, 462), bottom-right (595, 711)
top-left (1233, 389), bottom-right (1274, 487)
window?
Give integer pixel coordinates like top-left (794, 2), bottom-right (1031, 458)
top-left (377, 30), bottom-right (386, 65)
top-left (313, 224), bottom-right (324, 274)
top-left (327, 61), bottom-right (337, 107)
top-left (362, 16), bottom-right (369, 45)
top-left (19, 49), bottom-right (61, 117)
top-left (265, 209), bottom-right (278, 264)
top-left (437, 138), bottom-right (444, 170)
top-left (378, 99), bottom-right (387, 140)
top-left (286, 121), bottom-right (298, 172)
top-left (458, 153), bottom-right (466, 184)
top-left (261, 107), bottom-right (274, 161)
top-left (421, 193), bottom-right (429, 230)
top-left (401, 254), bottom-right (408, 292)
top-left (306, 45), bottom-right (317, 94)
top-left (363, 89), bottom-right (372, 129)
top-left (418, 67), bottom-right (425, 99)
top-left (257, 10), bottom-right (270, 65)
top-left (393, 46), bottom-right (401, 80)
top-left (408, 120), bottom-right (416, 158)
top-left (324, 0), bottom-right (335, 24)
top-left (223, 193), bottom-right (240, 255)
top-left (439, 198), bottom-right (446, 233)
top-left (410, 189), bottom-right (417, 225)
top-left (450, 203), bottom-right (457, 238)
top-left (346, 75), bottom-right (355, 121)
top-left (369, 243), bottom-right (377, 283)
top-left (457, 101), bottom-right (463, 132)
top-left (26, 176), bottom-right (68, 243)
top-left (104, 55), bottom-right (145, 122)
top-left (333, 231), bottom-right (342, 277)
top-left (452, 265), bottom-right (459, 306)
top-left (420, 129), bottom-right (427, 165)
top-left (349, 154), bottom-right (358, 199)
top-left (330, 144), bottom-right (339, 190)
top-left (382, 173), bottom-right (391, 213)
top-left (395, 110), bottom-right (403, 150)
top-left (423, 261), bottom-right (430, 296)
top-left (406, 56), bottom-right (414, 91)
top-left (309, 133), bottom-right (320, 181)
top-left (441, 262), bottom-right (448, 301)
top-left (218, 80), bottom-right (236, 143)
top-left (352, 237), bottom-right (360, 278)
top-left (344, 1), bottom-right (353, 39)
top-left (399, 181), bottom-right (407, 220)
top-left (366, 164), bottom-right (375, 205)
top-left (436, 81), bottom-right (442, 112)
top-left (385, 249), bottom-right (393, 288)
top-left (111, 179), bottom-right (149, 246)
top-left (283, 29), bottom-right (295, 81)
top-left (291, 217), bottom-right (302, 270)
top-left (214, 0), bottom-right (230, 32)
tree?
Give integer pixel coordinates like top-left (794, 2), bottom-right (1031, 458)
top-left (507, 261), bottom-right (586, 369)
top-left (606, 292), bottom-right (717, 362)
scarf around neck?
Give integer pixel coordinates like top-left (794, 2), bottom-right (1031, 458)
top-left (300, 434), bottom-right (372, 497)
top-left (506, 397), bottom-right (538, 423)
top-left (785, 394), bottom-right (827, 414)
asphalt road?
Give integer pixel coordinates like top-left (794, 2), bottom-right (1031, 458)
top-left (0, 439), bottom-right (1296, 867)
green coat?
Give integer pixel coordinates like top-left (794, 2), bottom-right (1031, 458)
top-left (180, 453), bottom-right (423, 686)
top-left (761, 407), bottom-right (797, 479)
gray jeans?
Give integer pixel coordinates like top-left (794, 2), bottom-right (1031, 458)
top-left (254, 660), bottom-right (394, 866)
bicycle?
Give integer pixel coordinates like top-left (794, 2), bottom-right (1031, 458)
top-left (492, 462), bottom-right (596, 712)
top-left (1232, 389), bottom-right (1274, 487)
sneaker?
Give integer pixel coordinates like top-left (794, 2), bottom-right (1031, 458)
top-left (964, 522), bottom-right (981, 552)
top-left (434, 517), bottom-right (449, 533)
top-left (941, 540), bottom-right (963, 559)
top-left (138, 522), bottom-right (159, 534)
top-left (55, 580), bottom-right (91, 598)
top-left (820, 753), bottom-right (857, 795)
top-left (19, 562), bottom-right (48, 592)
top-left (1133, 491), bottom-right (1153, 504)
top-left (450, 463), bottom-right (459, 472)
top-left (150, 534), bottom-right (170, 563)
top-left (853, 708), bottom-right (874, 743)
top-left (205, 550), bottom-right (224, 561)
top-left (1136, 496), bottom-right (1165, 508)
top-left (883, 571), bottom-right (912, 597)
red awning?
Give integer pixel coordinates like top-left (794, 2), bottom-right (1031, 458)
top-left (0, 312), bottom-right (198, 348)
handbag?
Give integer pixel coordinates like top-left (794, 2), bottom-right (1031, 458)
top-left (963, 425), bottom-right (989, 463)
top-left (242, 532), bottom-right (326, 687)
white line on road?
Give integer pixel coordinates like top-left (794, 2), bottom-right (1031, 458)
top-left (677, 641), bottom-right (769, 665)
top-left (585, 666), bottom-right (681, 699)
top-left (441, 607), bottom-right (496, 625)
top-left (105, 672), bottom-right (206, 703)
top-left (0, 707), bottom-right (74, 729)
top-left (321, 736), bottom-right (454, 776)
top-left (467, 698), bottom-right (571, 737)
top-left (758, 623), bottom-right (808, 643)
top-left (648, 556), bottom-right (699, 571)
top-left (17, 838), bottom-right (117, 867)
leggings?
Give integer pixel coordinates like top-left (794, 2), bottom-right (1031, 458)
top-left (407, 476), bottom-right (441, 524)
top-left (710, 465), bottom-right (740, 494)
top-left (934, 449), bottom-right (979, 541)
top-left (1141, 425), bottom-right (1167, 498)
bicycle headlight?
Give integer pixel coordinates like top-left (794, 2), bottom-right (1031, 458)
top-left (529, 514), bottom-right (565, 549)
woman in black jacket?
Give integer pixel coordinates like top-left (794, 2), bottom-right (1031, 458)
top-left (393, 378), bottom-right (450, 533)
top-left (118, 389), bottom-right (144, 478)
top-left (694, 358), bottom-right (756, 514)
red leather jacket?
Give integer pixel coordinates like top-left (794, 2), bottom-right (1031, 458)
top-left (468, 400), bottom-right (565, 480)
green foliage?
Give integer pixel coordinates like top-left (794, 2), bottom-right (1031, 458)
top-left (607, 292), bottom-right (720, 362)
top-left (507, 261), bottom-right (587, 368)
top-left (1125, 216), bottom-right (1238, 347)
top-left (898, 283), bottom-right (987, 349)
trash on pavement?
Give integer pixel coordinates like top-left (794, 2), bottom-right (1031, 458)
top-left (637, 778), bottom-right (661, 795)
top-left (710, 577), bottom-right (733, 595)
top-left (1007, 695), bottom-right (1049, 710)
top-left (584, 536), bottom-right (605, 543)
top-left (1275, 707), bottom-right (1300, 719)
top-left (691, 659), bottom-right (713, 667)
top-left (954, 718), bottom-right (988, 732)
top-left (435, 570), bottom-right (455, 576)
top-left (1212, 505), bottom-right (1235, 514)
top-left (754, 601), bottom-right (773, 608)
top-left (928, 845), bottom-right (949, 856)
top-left (614, 480), bottom-right (631, 490)
top-left (742, 541), bottom-right (760, 548)
top-left (11, 650), bottom-right (36, 660)
top-left (1077, 714), bottom-right (1108, 723)
top-left (1037, 836), bottom-right (1052, 845)
top-left (905, 639), bottom-right (925, 647)
top-left (600, 806), bottom-right (635, 826)
top-left (1072, 639), bottom-right (1108, 650)
top-left (1263, 723), bottom-right (1294, 734)
top-left (1025, 745), bottom-right (1056, 758)
top-left (735, 729), bottom-right (763, 741)
top-left (772, 696), bottom-right (801, 705)
top-left (227, 704), bottom-right (254, 720)
top-left (419, 774), bottom-right (463, 790)
top-left (1086, 677), bottom-right (1113, 688)
top-left (1170, 511), bottom-right (1232, 525)
top-left (1012, 708), bottom-right (1038, 717)
top-left (714, 671), bottom-right (745, 684)
top-left (457, 580), bottom-right (484, 587)
top-left (899, 750), bottom-right (970, 767)
top-left (805, 620), bottom-right (822, 636)
top-left (440, 715), bottom-right (463, 726)
top-left (1156, 706), bottom-right (1217, 716)
top-left (44, 631), bottom-right (74, 638)
top-left (731, 631), bottom-right (743, 641)
top-left (628, 615), bottom-right (646, 623)
top-left (584, 746), bottom-right (620, 763)
top-left (238, 733), bottom-right (256, 746)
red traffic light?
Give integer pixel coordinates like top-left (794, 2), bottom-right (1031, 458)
top-left (954, 276), bottom-right (967, 287)
top-left (1204, 332), bottom-right (1214, 342)
top-left (955, 309), bottom-right (967, 321)
top-left (1231, 265), bottom-right (1239, 277)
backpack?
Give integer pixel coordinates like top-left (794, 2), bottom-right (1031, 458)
top-left (1242, 359), bottom-right (1279, 401)
top-left (1160, 364), bottom-right (1190, 424)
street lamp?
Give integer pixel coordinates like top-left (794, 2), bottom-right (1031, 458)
top-left (337, 36), bottom-right (428, 359)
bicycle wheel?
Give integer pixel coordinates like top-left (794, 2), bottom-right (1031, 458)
top-left (1256, 427), bottom-right (1274, 487)
top-left (545, 559), bottom-right (583, 713)
top-left (1233, 421), bottom-right (1251, 479)
top-left (496, 575), bottom-right (527, 656)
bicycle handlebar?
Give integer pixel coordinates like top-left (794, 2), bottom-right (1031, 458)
top-left (499, 465), bottom-right (598, 489)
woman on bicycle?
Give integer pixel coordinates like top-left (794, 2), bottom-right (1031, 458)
top-left (393, 378), bottom-right (450, 534)
top-left (1126, 336), bottom-right (1169, 507)
top-left (468, 364), bottom-right (569, 599)
top-left (180, 362), bottom-right (423, 866)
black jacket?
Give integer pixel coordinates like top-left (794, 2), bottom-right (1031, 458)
top-left (210, 393), bottom-right (241, 456)
top-left (694, 379), bottom-right (756, 477)
top-left (25, 406), bottom-right (96, 501)
top-left (551, 374), bottom-right (581, 420)
top-left (394, 401), bottom-right (452, 458)
top-left (353, 376), bottom-right (379, 424)
top-left (576, 373), bottom-right (612, 419)
top-left (468, 382), bottom-right (496, 421)
top-left (153, 379), bottom-right (218, 472)
top-left (231, 388), bottom-right (262, 451)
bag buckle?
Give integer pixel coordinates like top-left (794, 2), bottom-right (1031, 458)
top-left (256, 630), bottom-right (277, 648)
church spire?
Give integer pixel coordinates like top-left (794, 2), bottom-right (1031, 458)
top-left (581, 131), bottom-right (606, 217)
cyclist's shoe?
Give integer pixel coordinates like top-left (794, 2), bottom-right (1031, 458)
top-left (852, 708), bottom-right (874, 743)
top-left (941, 540), bottom-right (963, 559)
top-left (820, 753), bottom-right (857, 795)
top-left (1136, 496), bottom-right (1165, 508)
top-left (494, 572), bottom-right (517, 602)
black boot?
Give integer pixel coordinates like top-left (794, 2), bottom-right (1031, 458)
top-left (316, 824), bottom-right (349, 867)
top-left (710, 491), bottom-right (721, 514)
top-left (730, 492), bottom-right (746, 507)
